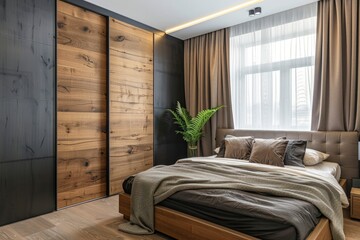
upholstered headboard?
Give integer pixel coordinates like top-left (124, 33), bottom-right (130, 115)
top-left (216, 129), bottom-right (359, 180)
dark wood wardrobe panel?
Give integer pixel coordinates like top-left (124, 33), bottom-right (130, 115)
top-left (0, 0), bottom-right (55, 226)
top-left (0, 36), bottom-right (55, 162)
top-left (109, 18), bottom-right (153, 195)
top-left (57, 0), bottom-right (107, 208)
top-left (0, 0), bottom-right (54, 45)
top-left (0, 158), bottom-right (55, 226)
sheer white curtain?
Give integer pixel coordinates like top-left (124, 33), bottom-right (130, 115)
top-left (230, 3), bottom-right (317, 130)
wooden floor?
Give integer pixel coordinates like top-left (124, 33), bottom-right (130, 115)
top-left (0, 196), bottom-right (167, 240)
top-left (0, 196), bottom-right (359, 240)
top-left (343, 208), bottom-right (360, 240)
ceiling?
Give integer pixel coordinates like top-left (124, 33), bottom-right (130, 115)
top-left (84, 0), bottom-right (318, 40)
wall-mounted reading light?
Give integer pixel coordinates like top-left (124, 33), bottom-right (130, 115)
top-left (249, 7), bottom-right (262, 17)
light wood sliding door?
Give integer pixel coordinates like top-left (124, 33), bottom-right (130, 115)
top-left (109, 18), bottom-right (154, 195)
top-left (57, 0), bottom-right (107, 208)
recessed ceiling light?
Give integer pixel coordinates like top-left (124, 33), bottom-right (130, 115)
top-left (249, 9), bottom-right (255, 17)
top-left (165, 0), bottom-right (263, 34)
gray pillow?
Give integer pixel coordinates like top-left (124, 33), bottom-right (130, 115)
top-left (284, 140), bottom-right (307, 167)
top-left (249, 139), bottom-right (289, 167)
top-left (224, 137), bottom-right (253, 160)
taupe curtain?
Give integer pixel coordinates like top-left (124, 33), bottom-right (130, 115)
top-left (312, 0), bottom-right (360, 131)
top-left (184, 28), bottom-right (234, 156)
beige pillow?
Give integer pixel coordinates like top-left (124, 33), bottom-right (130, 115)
top-left (249, 139), bottom-right (289, 167)
top-left (224, 137), bottom-right (253, 160)
top-left (303, 148), bottom-right (330, 166)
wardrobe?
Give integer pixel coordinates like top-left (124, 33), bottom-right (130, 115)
top-left (0, 0), bottom-right (184, 225)
top-left (57, 0), bottom-right (154, 208)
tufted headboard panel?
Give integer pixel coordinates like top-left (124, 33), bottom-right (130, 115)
top-left (216, 129), bottom-right (359, 180)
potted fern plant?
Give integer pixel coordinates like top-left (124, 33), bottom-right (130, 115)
top-left (168, 101), bottom-right (223, 157)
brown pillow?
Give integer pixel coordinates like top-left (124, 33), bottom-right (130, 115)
top-left (249, 139), bottom-right (289, 167)
top-left (217, 135), bottom-right (235, 157)
top-left (224, 137), bottom-right (254, 160)
top-left (217, 135), bottom-right (252, 158)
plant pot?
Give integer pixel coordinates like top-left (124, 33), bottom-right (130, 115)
top-left (187, 144), bottom-right (198, 158)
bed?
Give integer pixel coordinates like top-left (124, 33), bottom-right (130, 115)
top-left (118, 129), bottom-right (359, 240)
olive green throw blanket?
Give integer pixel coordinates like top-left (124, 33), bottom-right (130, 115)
top-left (118, 158), bottom-right (348, 240)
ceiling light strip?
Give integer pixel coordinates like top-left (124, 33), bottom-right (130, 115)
top-left (165, 0), bottom-right (263, 34)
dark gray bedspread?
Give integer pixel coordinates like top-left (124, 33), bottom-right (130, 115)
top-left (161, 194), bottom-right (297, 240)
top-left (167, 189), bottom-right (321, 240)
top-left (123, 176), bottom-right (321, 240)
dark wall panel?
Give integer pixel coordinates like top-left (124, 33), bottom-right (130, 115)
top-left (0, 158), bottom-right (55, 225)
top-left (0, 0), bottom-right (55, 226)
top-left (154, 71), bottom-right (185, 110)
top-left (154, 108), bottom-right (183, 145)
top-left (154, 34), bottom-right (186, 165)
top-left (0, 0), bottom-right (54, 45)
top-left (0, 35), bottom-right (54, 162)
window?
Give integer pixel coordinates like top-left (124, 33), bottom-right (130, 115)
top-left (229, 3), bottom-right (317, 130)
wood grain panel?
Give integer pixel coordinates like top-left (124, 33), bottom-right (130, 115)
top-left (110, 54), bottom-right (153, 84)
top-left (109, 17), bottom-right (154, 195)
top-left (57, 183), bottom-right (107, 208)
top-left (57, 10), bottom-right (106, 53)
top-left (110, 114), bottom-right (153, 139)
top-left (57, 1), bottom-right (104, 25)
top-left (110, 153), bottom-right (153, 194)
top-left (57, 112), bottom-right (106, 152)
top-left (57, 0), bottom-right (107, 208)
top-left (109, 18), bottom-right (153, 61)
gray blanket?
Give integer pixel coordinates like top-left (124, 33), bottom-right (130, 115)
top-left (118, 157), bottom-right (348, 240)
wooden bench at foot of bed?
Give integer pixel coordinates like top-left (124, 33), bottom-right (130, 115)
top-left (118, 193), bottom-right (332, 240)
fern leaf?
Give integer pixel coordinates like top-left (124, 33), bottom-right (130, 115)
top-left (175, 101), bottom-right (191, 127)
top-left (167, 109), bottom-right (186, 131)
top-left (168, 102), bottom-right (223, 145)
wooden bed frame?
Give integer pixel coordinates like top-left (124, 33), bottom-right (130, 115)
top-left (117, 129), bottom-right (357, 239)
top-left (119, 193), bottom-right (333, 240)
top-left (118, 179), bottom-right (346, 240)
